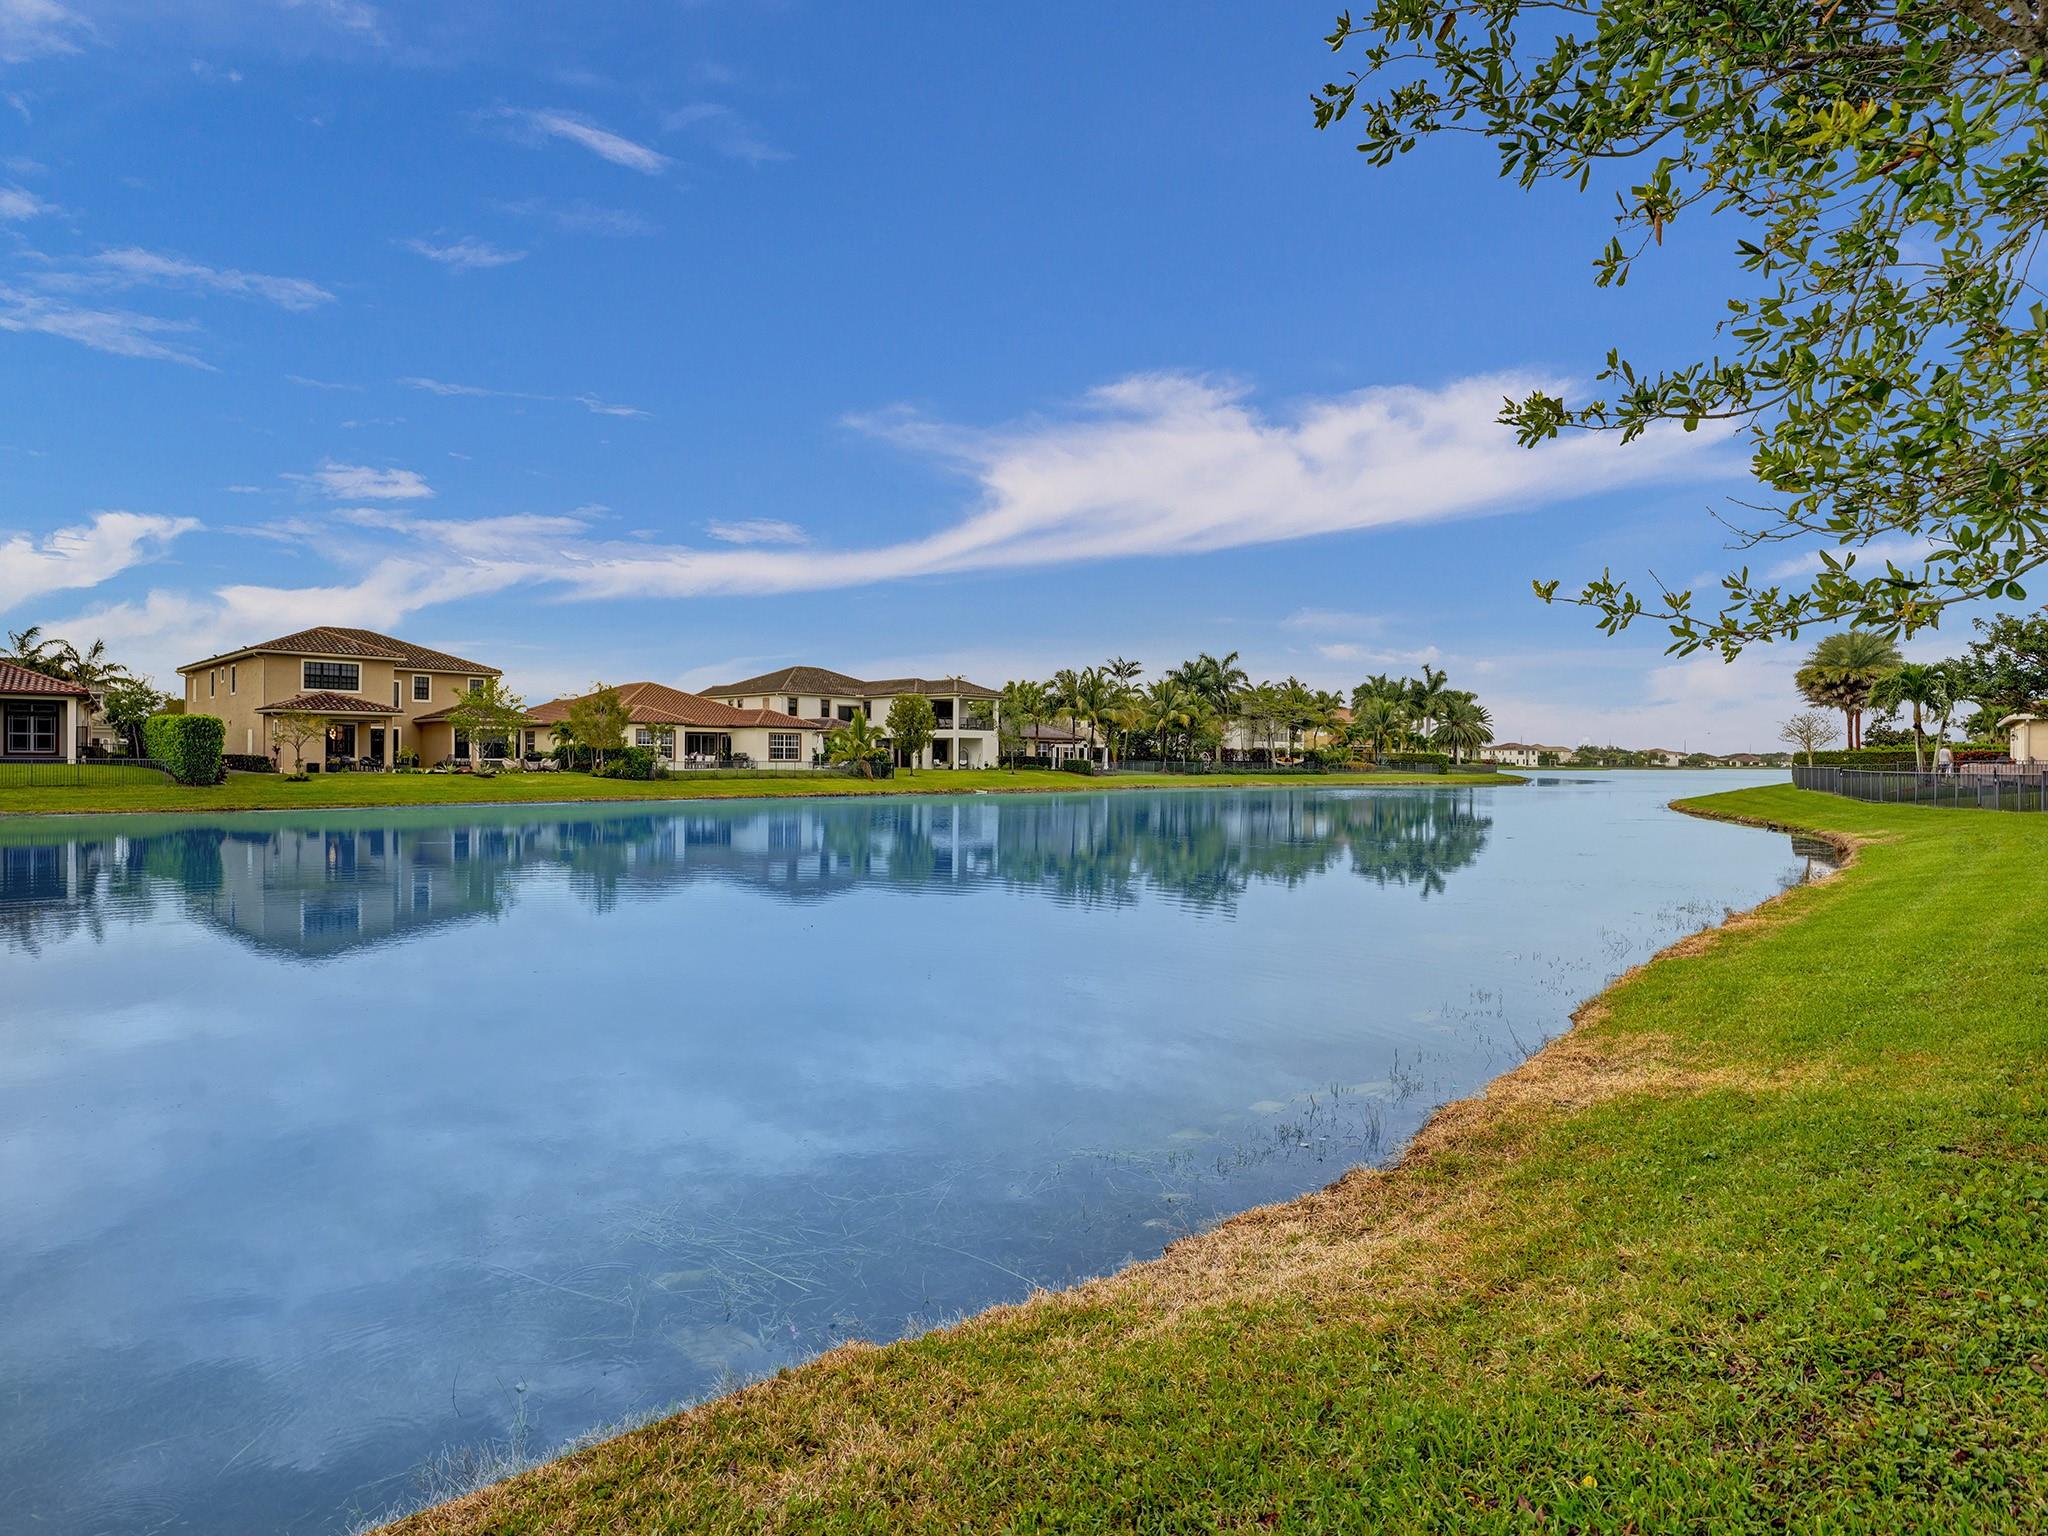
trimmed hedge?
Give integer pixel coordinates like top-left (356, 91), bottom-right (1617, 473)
top-left (1059, 758), bottom-right (1097, 776)
top-left (598, 745), bottom-right (661, 780)
top-left (144, 713), bottom-right (225, 785)
top-left (223, 753), bottom-right (277, 773)
top-left (1955, 747), bottom-right (2010, 764)
top-left (1381, 752), bottom-right (1451, 773)
top-left (1808, 747), bottom-right (1922, 769)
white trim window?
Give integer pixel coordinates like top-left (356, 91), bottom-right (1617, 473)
top-left (768, 732), bottom-right (801, 762)
top-left (413, 674), bottom-right (431, 701)
top-left (466, 677), bottom-right (484, 694)
top-left (303, 660), bottom-right (361, 693)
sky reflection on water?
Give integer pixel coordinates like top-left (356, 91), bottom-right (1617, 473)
top-left (0, 774), bottom-right (1796, 1533)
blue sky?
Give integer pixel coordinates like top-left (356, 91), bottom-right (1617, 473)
top-left (0, 0), bottom-right (1900, 749)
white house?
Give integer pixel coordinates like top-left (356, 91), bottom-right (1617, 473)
top-left (1478, 742), bottom-right (1576, 768)
top-left (2000, 714), bottom-right (2046, 765)
top-left (706, 666), bottom-right (1001, 768)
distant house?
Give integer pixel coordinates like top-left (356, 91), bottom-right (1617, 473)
top-left (1020, 721), bottom-right (1105, 767)
top-left (0, 661), bottom-right (94, 763)
top-left (1644, 748), bottom-right (1688, 768)
top-left (526, 682), bottom-right (828, 767)
top-left (1478, 742), bottom-right (1577, 768)
top-left (177, 626), bottom-right (502, 769)
top-left (1719, 752), bottom-right (1768, 768)
top-left (2000, 714), bottom-right (2046, 765)
top-left (705, 666), bottom-right (1001, 768)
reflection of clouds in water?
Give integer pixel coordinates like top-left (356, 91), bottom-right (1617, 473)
top-left (0, 775), bottom-right (1803, 1535)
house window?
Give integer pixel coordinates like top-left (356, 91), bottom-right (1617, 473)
top-left (229, 664), bottom-right (237, 695)
top-left (786, 696), bottom-right (799, 716)
top-left (818, 700), bottom-right (831, 719)
top-left (5, 703), bottom-right (58, 755)
top-left (413, 674), bottom-right (431, 701)
top-left (209, 670), bottom-right (216, 698)
top-left (836, 704), bottom-right (858, 723)
top-left (466, 677), bottom-right (484, 693)
top-left (303, 661), bottom-right (361, 693)
top-left (768, 732), bottom-right (800, 761)
top-left (636, 728), bottom-right (654, 747)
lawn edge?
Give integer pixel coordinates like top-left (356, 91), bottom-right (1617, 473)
top-left (375, 784), bottom-right (1849, 1535)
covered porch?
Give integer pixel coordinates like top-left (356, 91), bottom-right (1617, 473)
top-left (259, 693), bottom-right (403, 772)
top-left (0, 666), bottom-right (93, 764)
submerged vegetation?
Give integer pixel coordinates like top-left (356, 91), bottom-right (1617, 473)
top-left (381, 784), bottom-right (2048, 1532)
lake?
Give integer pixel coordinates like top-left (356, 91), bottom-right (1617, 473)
top-left (0, 772), bottom-right (1801, 1533)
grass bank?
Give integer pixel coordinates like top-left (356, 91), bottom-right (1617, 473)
top-left (0, 766), bottom-right (1514, 816)
top-left (382, 785), bottom-right (2048, 1533)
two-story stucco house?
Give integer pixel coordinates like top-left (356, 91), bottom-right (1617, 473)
top-left (704, 666), bottom-right (1002, 768)
top-left (177, 626), bottom-right (503, 770)
top-left (524, 681), bottom-right (829, 767)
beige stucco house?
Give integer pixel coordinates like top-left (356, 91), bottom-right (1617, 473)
top-left (177, 626), bottom-right (503, 770)
top-left (2000, 714), bottom-right (2046, 765)
top-left (705, 666), bottom-right (1002, 767)
top-left (0, 661), bottom-right (94, 763)
top-left (525, 681), bottom-right (829, 767)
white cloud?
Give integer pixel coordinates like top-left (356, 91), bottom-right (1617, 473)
top-left (662, 102), bottom-right (789, 166)
top-left (402, 376), bottom-right (648, 419)
top-left (1765, 535), bottom-right (1937, 581)
top-left (0, 184), bottom-right (52, 219)
top-left (0, 511), bottom-right (196, 613)
top-left (502, 109), bottom-right (670, 174)
top-left (0, 283), bottom-right (209, 366)
top-left (496, 197), bottom-right (652, 237)
top-left (297, 462), bottom-right (434, 501)
top-left (0, 0), bottom-right (91, 64)
top-left (706, 518), bottom-right (806, 546)
top-left (403, 236), bottom-right (527, 271)
top-left (285, 374), bottom-right (359, 390)
top-left (573, 394), bottom-right (646, 418)
top-left (83, 247), bottom-right (334, 311)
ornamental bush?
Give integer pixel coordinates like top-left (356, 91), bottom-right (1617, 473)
top-left (598, 745), bottom-right (659, 780)
top-left (143, 713), bottom-right (225, 785)
top-left (1807, 748), bottom-right (1922, 769)
top-left (1059, 758), bottom-right (1097, 776)
top-left (1380, 752), bottom-right (1451, 773)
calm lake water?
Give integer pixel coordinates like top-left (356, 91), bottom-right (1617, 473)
top-left (1, 772), bottom-right (1800, 1533)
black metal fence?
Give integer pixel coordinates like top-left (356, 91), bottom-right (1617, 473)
top-left (1793, 763), bottom-right (2048, 811)
top-left (0, 756), bottom-right (173, 789)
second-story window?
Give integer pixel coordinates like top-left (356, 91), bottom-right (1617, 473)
top-left (466, 677), bottom-right (484, 693)
top-left (229, 664), bottom-right (237, 695)
top-left (392, 680), bottom-right (401, 707)
top-left (786, 696), bottom-right (798, 716)
top-left (413, 674), bottom-right (431, 701)
top-left (303, 661), bottom-right (361, 692)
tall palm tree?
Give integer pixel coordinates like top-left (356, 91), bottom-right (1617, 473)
top-left (1351, 696), bottom-right (1408, 763)
top-left (54, 637), bottom-right (131, 701)
top-left (1103, 656), bottom-right (1143, 689)
top-left (1405, 665), bottom-right (1451, 747)
top-left (1000, 678), bottom-right (1052, 764)
top-left (1049, 668), bottom-right (1086, 739)
top-left (1173, 651), bottom-right (1249, 761)
top-left (1868, 661), bottom-right (1948, 771)
top-left (1436, 694), bottom-right (1494, 765)
top-left (5, 626), bottom-right (62, 678)
top-left (1796, 631), bottom-right (1903, 750)
top-left (1073, 667), bottom-right (1115, 767)
top-left (1144, 679), bottom-right (1200, 760)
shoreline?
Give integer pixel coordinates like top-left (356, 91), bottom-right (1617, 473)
top-left (375, 783), bottom-right (1907, 1535)
top-left (0, 767), bottom-right (1521, 820)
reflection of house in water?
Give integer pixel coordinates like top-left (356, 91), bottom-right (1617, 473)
top-left (0, 788), bottom-right (1493, 961)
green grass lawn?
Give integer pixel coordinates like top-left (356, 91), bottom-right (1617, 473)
top-left (381, 785), bottom-right (2048, 1534)
top-left (0, 766), bottom-right (1515, 815)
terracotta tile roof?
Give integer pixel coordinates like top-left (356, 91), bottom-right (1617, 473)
top-left (709, 665), bottom-right (1000, 702)
top-left (180, 626), bottom-right (499, 675)
top-left (525, 682), bottom-right (825, 732)
top-left (0, 661), bottom-right (92, 698)
top-left (256, 691), bottom-right (403, 716)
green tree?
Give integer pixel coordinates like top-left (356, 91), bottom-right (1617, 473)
top-left (1436, 693), bottom-right (1494, 765)
top-left (444, 677), bottom-right (529, 771)
top-left (1953, 607), bottom-right (2048, 727)
top-left (267, 710), bottom-right (326, 776)
top-left (1351, 695), bottom-right (1408, 763)
top-left (101, 676), bottom-right (169, 757)
top-left (53, 637), bottom-right (131, 700)
top-left (564, 684), bottom-right (630, 773)
top-left (1319, 2), bottom-right (2048, 654)
top-left (1868, 662), bottom-right (1949, 771)
top-left (1404, 665), bottom-right (1450, 748)
top-left (1796, 632), bottom-right (1903, 750)
top-left (999, 678), bottom-right (1052, 764)
top-left (4, 626), bottom-right (61, 678)
top-left (825, 710), bottom-right (888, 779)
top-left (886, 692), bottom-right (938, 768)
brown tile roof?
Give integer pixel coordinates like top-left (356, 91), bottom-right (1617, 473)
top-left (180, 626), bottom-right (500, 676)
top-left (257, 691), bottom-right (402, 716)
top-left (0, 661), bottom-right (92, 698)
top-left (709, 665), bottom-right (1000, 702)
top-left (525, 682), bottom-right (825, 732)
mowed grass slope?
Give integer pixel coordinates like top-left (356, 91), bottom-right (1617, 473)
top-left (384, 786), bottom-right (2048, 1534)
top-left (0, 766), bottom-right (1513, 816)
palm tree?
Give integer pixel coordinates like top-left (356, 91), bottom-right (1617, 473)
top-left (1173, 651), bottom-right (1248, 761)
top-left (5, 626), bottom-right (62, 678)
top-left (1103, 656), bottom-right (1143, 689)
top-left (1000, 678), bottom-right (1052, 764)
top-left (53, 637), bottom-right (131, 701)
top-left (1049, 668), bottom-right (1087, 739)
top-left (1405, 665), bottom-right (1451, 747)
top-left (1868, 662), bottom-right (1948, 771)
top-left (1351, 695), bottom-right (1408, 763)
top-left (1796, 631), bottom-right (1903, 750)
top-left (824, 711), bottom-right (889, 779)
top-left (1144, 679), bottom-right (1201, 760)
top-left (1436, 694), bottom-right (1494, 765)
top-left (1073, 667), bottom-right (1115, 767)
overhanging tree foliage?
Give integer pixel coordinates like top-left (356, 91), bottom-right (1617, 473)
top-left (1317, 1), bottom-right (2048, 656)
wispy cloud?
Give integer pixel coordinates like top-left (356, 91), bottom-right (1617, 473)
top-left (285, 373), bottom-right (360, 391)
top-left (662, 102), bottom-right (789, 165)
top-left (0, 184), bottom-right (53, 220)
top-left (402, 236), bottom-right (527, 271)
top-left (0, 510), bottom-right (195, 613)
top-left (0, 283), bottom-right (209, 366)
top-left (496, 196), bottom-right (652, 238)
top-left (706, 518), bottom-right (807, 546)
top-left (294, 461), bottom-right (435, 501)
top-left (60, 248), bottom-right (335, 312)
top-left (0, 0), bottom-right (92, 65)
top-left (277, 0), bottom-right (384, 46)
top-left (496, 109), bottom-right (670, 174)
top-left (401, 376), bottom-right (648, 419)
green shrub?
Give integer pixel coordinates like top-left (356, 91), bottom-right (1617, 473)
top-left (598, 745), bottom-right (660, 780)
top-left (1380, 752), bottom-right (1450, 773)
top-left (143, 713), bottom-right (225, 785)
top-left (1808, 747), bottom-right (1921, 769)
top-left (222, 753), bottom-right (276, 773)
top-left (1059, 758), bottom-right (1097, 776)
